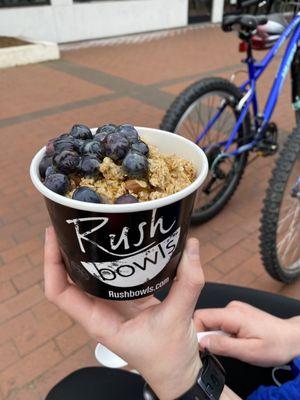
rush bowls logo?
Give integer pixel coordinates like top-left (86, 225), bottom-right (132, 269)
top-left (66, 209), bottom-right (180, 288)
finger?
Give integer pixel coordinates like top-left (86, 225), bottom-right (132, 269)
top-left (163, 238), bottom-right (205, 321)
top-left (44, 227), bottom-right (93, 320)
top-left (44, 226), bottom-right (69, 296)
top-left (193, 313), bottom-right (205, 332)
top-left (44, 227), bottom-right (121, 335)
top-left (199, 334), bottom-right (259, 363)
top-left (194, 308), bottom-right (242, 334)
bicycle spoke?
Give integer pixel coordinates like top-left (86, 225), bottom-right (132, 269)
top-left (175, 90), bottom-right (243, 216)
top-left (219, 111), bottom-right (233, 140)
top-left (277, 203), bottom-right (297, 233)
top-left (180, 117), bottom-right (195, 140)
top-left (196, 103), bottom-right (201, 137)
top-left (187, 114), bottom-right (196, 136)
top-left (216, 104), bottom-right (227, 133)
top-left (276, 158), bottom-right (300, 271)
top-left (197, 102), bottom-right (207, 133)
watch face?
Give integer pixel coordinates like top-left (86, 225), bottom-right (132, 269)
top-left (197, 353), bottom-right (226, 399)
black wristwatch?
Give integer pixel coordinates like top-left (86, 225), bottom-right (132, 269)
top-left (143, 350), bottom-right (226, 400)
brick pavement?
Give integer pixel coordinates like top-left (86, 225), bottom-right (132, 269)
top-left (0, 25), bottom-right (299, 399)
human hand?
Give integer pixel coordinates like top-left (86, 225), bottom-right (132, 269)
top-left (195, 301), bottom-right (300, 367)
top-left (44, 227), bottom-right (204, 400)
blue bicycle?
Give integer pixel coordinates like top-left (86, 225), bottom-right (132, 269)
top-left (160, 0), bottom-right (300, 281)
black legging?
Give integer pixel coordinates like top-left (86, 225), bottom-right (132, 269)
top-left (46, 283), bottom-right (300, 400)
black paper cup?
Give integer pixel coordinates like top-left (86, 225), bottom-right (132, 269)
top-left (30, 127), bottom-right (208, 300)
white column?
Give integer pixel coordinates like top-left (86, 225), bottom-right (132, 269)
top-left (182, 0), bottom-right (189, 26)
top-left (211, 0), bottom-right (225, 23)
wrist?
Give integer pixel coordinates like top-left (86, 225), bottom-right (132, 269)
top-left (286, 316), bottom-right (300, 359)
top-left (144, 354), bottom-right (239, 400)
top-left (220, 386), bottom-right (241, 400)
top-left (147, 355), bottom-right (202, 400)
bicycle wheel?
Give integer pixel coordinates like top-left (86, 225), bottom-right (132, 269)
top-left (260, 127), bottom-right (300, 282)
top-left (160, 77), bottom-right (251, 224)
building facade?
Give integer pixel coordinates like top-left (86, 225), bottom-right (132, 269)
top-left (0, 0), bottom-right (235, 44)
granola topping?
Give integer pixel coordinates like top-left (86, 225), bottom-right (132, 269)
top-left (65, 140), bottom-right (196, 203)
top-left (41, 123), bottom-right (196, 204)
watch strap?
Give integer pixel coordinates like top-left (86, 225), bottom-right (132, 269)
top-left (181, 350), bottom-right (226, 399)
top-left (143, 350), bottom-right (225, 400)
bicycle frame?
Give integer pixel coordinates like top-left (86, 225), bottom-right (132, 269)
top-left (196, 13), bottom-right (300, 158)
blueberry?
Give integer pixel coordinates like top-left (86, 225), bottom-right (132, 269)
top-left (46, 138), bottom-right (55, 156)
top-left (44, 173), bottom-right (69, 195)
top-left (72, 138), bottom-right (86, 153)
top-left (82, 140), bottom-right (104, 159)
top-left (122, 151), bottom-right (148, 179)
top-left (45, 165), bottom-right (57, 178)
top-left (39, 155), bottom-right (53, 179)
top-left (131, 140), bottom-right (149, 156)
top-left (115, 194), bottom-right (139, 204)
top-left (53, 137), bottom-right (75, 153)
top-left (105, 132), bottom-right (130, 161)
top-left (117, 124), bottom-right (139, 144)
top-left (72, 187), bottom-right (103, 203)
top-left (79, 155), bottom-right (101, 177)
top-left (53, 150), bottom-right (80, 174)
top-left (58, 133), bottom-right (70, 139)
top-left (94, 125), bottom-right (117, 148)
top-left (94, 132), bottom-right (109, 146)
top-left (70, 124), bottom-right (93, 140)
top-left (96, 124), bottom-right (117, 135)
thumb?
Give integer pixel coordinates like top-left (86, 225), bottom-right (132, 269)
top-left (163, 238), bottom-right (205, 320)
top-left (199, 334), bottom-right (254, 361)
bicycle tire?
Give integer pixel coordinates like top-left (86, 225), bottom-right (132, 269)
top-left (259, 127), bottom-right (300, 282)
top-left (160, 77), bottom-right (251, 224)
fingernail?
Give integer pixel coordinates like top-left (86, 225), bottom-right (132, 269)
top-left (186, 238), bottom-right (199, 260)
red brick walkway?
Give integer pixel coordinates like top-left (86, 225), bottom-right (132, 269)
top-left (0, 25), bottom-right (299, 399)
